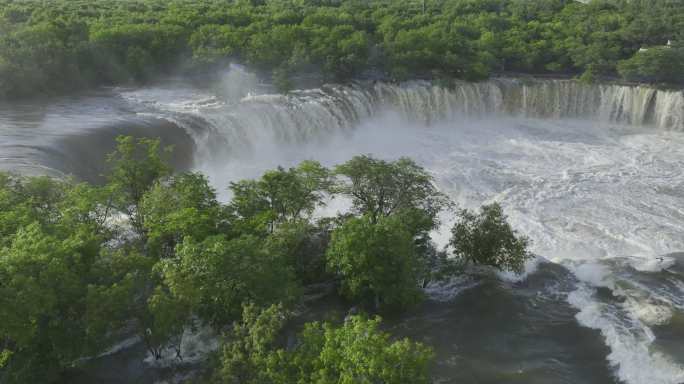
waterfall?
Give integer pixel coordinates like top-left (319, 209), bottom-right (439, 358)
top-left (190, 79), bottom-right (684, 138)
top-left (126, 77), bottom-right (684, 166)
top-left (364, 79), bottom-right (683, 129)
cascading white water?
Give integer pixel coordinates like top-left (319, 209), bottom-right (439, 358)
top-left (371, 79), bottom-right (684, 129)
top-left (127, 78), bottom-right (684, 180)
top-left (153, 79), bottom-right (683, 151)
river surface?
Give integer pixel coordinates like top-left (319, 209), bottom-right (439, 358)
top-left (2, 70), bottom-right (684, 384)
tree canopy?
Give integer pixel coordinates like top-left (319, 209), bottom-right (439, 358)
top-left (212, 304), bottom-right (434, 384)
top-left (0, 136), bottom-right (533, 383)
top-left (334, 155), bottom-right (447, 229)
top-left (326, 214), bottom-right (424, 311)
top-left (1, 0), bottom-right (683, 98)
top-left (618, 44), bottom-right (684, 84)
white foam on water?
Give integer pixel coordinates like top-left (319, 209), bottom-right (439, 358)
top-left (564, 257), bottom-right (684, 381)
top-left (97, 335), bottom-right (142, 358)
top-left (623, 296), bottom-right (673, 327)
top-left (568, 262), bottom-right (615, 289)
top-left (144, 322), bottom-right (219, 368)
top-left (629, 255), bottom-right (677, 273)
top-left (425, 274), bottom-right (481, 302)
top-left (568, 285), bottom-right (684, 384)
top-left (496, 256), bottom-right (542, 283)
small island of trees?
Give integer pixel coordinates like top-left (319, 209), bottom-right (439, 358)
top-left (0, 136), bottom-right (532, 383)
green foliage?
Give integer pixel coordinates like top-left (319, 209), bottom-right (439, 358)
top-left (5, 136), bottom-right (547, 382)
top-left (307, 25), bottom-right (370, 80)
top-left (380, 19), bottom-right (490, 80)
top-left (618, 45), bottom-right (684, 84)
top-left (212, 303), bottom-right (287, 384)
top-left (230, 160), bottom-right (331, 234)
top-left (140, 172), bottom-right (226, 259)
top-left (107, 135), bottom-right (171, 237)
top-left (0, 174), bottom-right (145, 383)
top-left (189, 24), bottom-right (245, 65)
top-left (89, 23), bottom-right (187, 83)
top-left (329, 155), bottom-right (450, 309)
top-left (450, 203), bottom-right (532, 273)
top-left (579, 68), bottom-right (597, 84)
top-left (159, 234), bottom-right (299, 327)
top-left (264, 220), bottom-right (332, 285)
top-left (144, 285), bottom-right (193, 360)
top-left (290, 315), bottom-right (434, 384)
top-left (2, 0), bottom-right (684, 99)
top-left (212, 306), bottom-right (433, 384)
top-left (0, 349), bottom-right (10, 369)
top-left (334, 155), bottom-right (447, 231)
top-left (326, 215), bottom-right (424, 310)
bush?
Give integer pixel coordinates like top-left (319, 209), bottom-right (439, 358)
top-left (450, 203), bottom-right (532, 274)
top-left (212, 305), bottom-right (434, 384)
top-left (326, 214), bottom-right (424, 310)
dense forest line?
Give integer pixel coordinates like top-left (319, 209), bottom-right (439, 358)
top-left (1, 0), bottom-right (683, 98)
top-left (0, 136), bottom-right (530, 383)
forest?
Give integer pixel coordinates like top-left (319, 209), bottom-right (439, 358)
top-left (0, 136), bottom-right (531, 383)
top-left (1, 0), bottom-right (684, 98)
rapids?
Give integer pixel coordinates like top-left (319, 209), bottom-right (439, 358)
top-left (2, 69), bottom-right (684, 384)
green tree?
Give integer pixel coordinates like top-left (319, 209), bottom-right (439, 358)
top-left (289, 315), bottom-right (433, 384)
top-left (106, 136), bottom-right (171, 239)
top-left (618, 45), bottom-right (684, 84)
top-left (334, 155), bottom-right (447, 230)
top-left (212, 303), bottom-right (287, 384)
top-left (140, 172), bottom-right (227, 260)
top-left (307, 25), bottom-right (369, 80)
top-left (332, 155), bottom-right (450, 304)
top-left (449, 202), bottom-right (532, 274)
top-left (212, 305), bottom-right (433, 384)
top-left (157, 234), bottom-right (299, 327)
top-left (189, 24), bottom-right (245, 65)
top-left (264, 219), bottom-right (332, 285)
top-left (89, 23), bottom-right (187, 83)
top-left (326, 214), bottom-right (423, 310)
top-left (230, 160), bottom-right (331, 234)
top-left (0, 175), bottom-right (147, 383)
top-left (245, 24), bottom-right (303, 70)
top-left (4, 0), bottom-right (684, 99)
top-left (143, 285), bottom-right (193, 360)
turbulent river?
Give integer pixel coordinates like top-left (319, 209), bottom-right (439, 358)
top-left (2, 68), bottom-right (684, 384)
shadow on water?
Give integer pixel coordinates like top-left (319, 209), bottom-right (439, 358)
top-left (54, 117), bottom-right (196, 184)
top-left (0, 90), bottom-right (196, 183)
